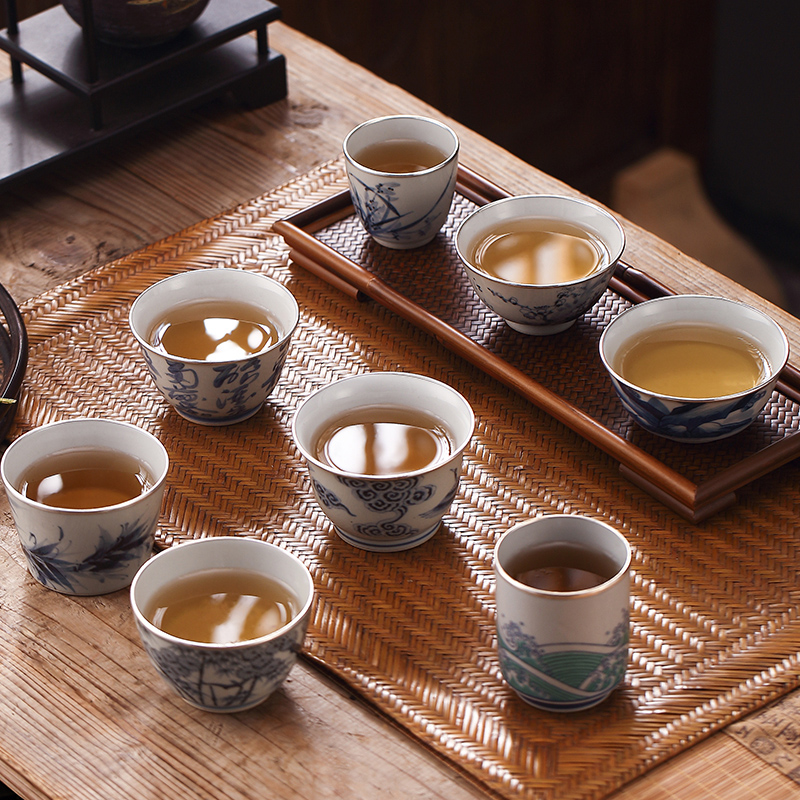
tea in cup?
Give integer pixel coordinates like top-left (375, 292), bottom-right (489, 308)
top-left (599, 294), bottom-right (789, 441)
top-left (343, 115), bottom-right (459, 249)
top-left (0, 418), bottom-right (169, 596)
top-left (455, 194), bottom-right (625, 335)
top-left (292, 371), bottom-right (474, 551)
top-left (130, 537), bottom-right (314, 713)
top-left (129, 268), bottom-right (299, 425)
top-left (494, 514), bottom-right (631, 711)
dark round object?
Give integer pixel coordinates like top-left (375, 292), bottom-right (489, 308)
top-left (61, 0), bottom-right (211, 48)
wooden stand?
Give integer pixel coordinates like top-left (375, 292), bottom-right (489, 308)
top-left (0, 0), bottom-right (287, 189)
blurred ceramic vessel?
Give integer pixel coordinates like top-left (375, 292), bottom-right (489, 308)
top-left (455, 194), bottom-right (625, 335)
top-left (599, 294), bottom-right (789, 442)
top-left (292, 371), bottom-right (474, 551)
top-left (61, 0), bottom-right (211, 47)
top-left (130, 537), bottom-right (314, 713)
top-left (0, 418), bottom-right (168, 596)
top-left (129, 268), bottom-right (299, 426)
top-left (343, 115), bottom-right (459, 249)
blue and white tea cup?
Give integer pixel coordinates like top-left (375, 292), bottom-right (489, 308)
top-left (129, 268), bottom-right (299, 426)
top-left (599, 294), bottom-right (789, 442)
top-left (130, 537), bottom-right (315, 713)
top-left (0, 418), bottom-right (169, 596)
top-left (455, 194), bottom-right (625, 335)
top-left (292, 371), bottom-right (474, 552)
top-left (494, 515), bottom-right (631, 712)
top-left (343, 115), bottom-right (459, 249)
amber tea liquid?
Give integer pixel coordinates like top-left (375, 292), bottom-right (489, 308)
top-left (150, 299), bottom-right (279, 361)
top-left (614, 323), bottom-right (769, 398)
top-left (353, 138), bottom-right (448, 173)
top-left (314, 406), bottom-right (454, 475)
top-left (145, 568), bottom-right (299, 644)
top-left (19, 448), bottom-right (152, 509)
top-left (471, 218), bottom-right (608, 285)
top-left (507, 542), bottom-right (620, 592)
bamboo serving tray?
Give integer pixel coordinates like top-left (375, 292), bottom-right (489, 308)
top-left (13, 158), bottom-right (800, 800)
top-left (274, 165), bottom-right (800, 523)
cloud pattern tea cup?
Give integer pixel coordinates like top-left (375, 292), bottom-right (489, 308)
top-left (292, 371), bottom-right (474, 552)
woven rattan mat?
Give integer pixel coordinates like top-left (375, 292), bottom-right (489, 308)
top-left (13, 158), bottom-right (800, 800)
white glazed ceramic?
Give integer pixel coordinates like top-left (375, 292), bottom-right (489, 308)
top-left (130, 537), bottom-right (314, 713)
top-left (455, 194), bottom-right (625, 335)
top-left (599, 294), bottom-right (789, 442)
top-left (129, 268), bottom-right (299, 426)
top-left (494, 515), bottom-right (631, 712)
top-left (292, 371), bottom-right (474, 552)
top-left (0, 418), bottom-right (169, 596)
top-left (343, 115), bottom-right (459, 249)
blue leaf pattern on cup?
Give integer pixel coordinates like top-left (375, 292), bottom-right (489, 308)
top-left (21, 518), bottom-right (154, 594)
top-left (138, 627), bottom-right (304, 711)
top-left (349, 175), bottom-right (453, 246)
top-left (610, 374), bottom-right (772, 441)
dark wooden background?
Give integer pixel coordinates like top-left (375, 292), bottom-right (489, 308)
top-left (1, 0), bottom-right (717, 204)
top-left (275, 0), bottom-right (716, 204)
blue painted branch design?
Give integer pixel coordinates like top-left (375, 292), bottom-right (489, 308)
top-left (350, 175), bottom-right (453, 246)
top-left (22, 519), bottom-right (154, 594)
top-left (141, 630), bottom-right (302, 710)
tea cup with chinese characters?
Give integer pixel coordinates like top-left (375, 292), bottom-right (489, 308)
top-left (129, 268), bottom-right (299, 426)
top-left (291, 371), bottom-right (474, 552)
top-left (130, 537), bottom-right (314, 713)
top-left (0, 417), bottom-right (168, 596)
top-left (455, 194), bottom-right (625, 335)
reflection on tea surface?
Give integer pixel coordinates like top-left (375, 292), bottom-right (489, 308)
top-left (314, 406), bottom-right (454, 475)
top-left (150, 299), bottom-right (279, 361)
top-left (19, 448), bottom-right (153, 509)
top-left (145, 568), bottom-right (299, 644)
top-left (507, 542), bottom-right (619, 593)
top-left (470, 218), bottom-right (608, 285)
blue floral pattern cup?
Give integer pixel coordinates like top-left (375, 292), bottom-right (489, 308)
top-left (292, 372), bottom-right (474, 552)
top-left (494, 515), bottom-right (631, 712)
top-left (129, 268), bottom-right (299, 426)
top-left (0, 418), bottom-right (169, 596)
top-left (130, 537), bottom-right (314, 713)
top-left (343, 115), bottom-right (459, 249)
top-left (455, 194), bottom-right (625, 335)
top-left (599, 294), bottom-right (789, 442)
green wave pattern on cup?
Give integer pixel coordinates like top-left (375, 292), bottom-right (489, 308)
top-left (497, 616), bottom-right (628, 711)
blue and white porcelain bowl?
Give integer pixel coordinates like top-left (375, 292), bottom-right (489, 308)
top-left (129, 268), bottom-right (299, 426)
top-left (292, 372), bottom-right (474, 552)
top-left (455, 194), bottom-right (625, 335)
top-left (599, 294), bottom-right (789, 442)
top-left (0, 418), bottom-right (169, 596)
top-left (131, 537), bottom-right (314, 713)
top-left (343, 115), bottom-right (459, 249)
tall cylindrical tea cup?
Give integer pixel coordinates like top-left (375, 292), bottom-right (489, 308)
top-left (494, 514), bottom-right (631, 712)
top-left (343, 115), bottom-right (459, 249)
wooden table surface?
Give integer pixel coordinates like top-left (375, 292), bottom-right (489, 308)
top-left (0, 21), bottom-right (797, 800)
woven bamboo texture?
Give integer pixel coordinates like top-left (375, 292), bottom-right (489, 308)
top-left (13, 158), bottom-right (800, 800)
